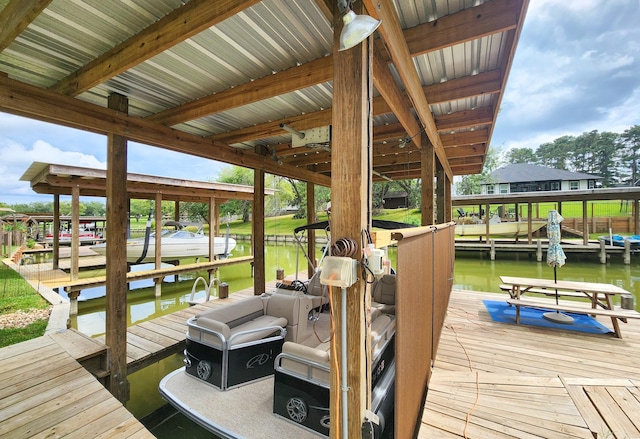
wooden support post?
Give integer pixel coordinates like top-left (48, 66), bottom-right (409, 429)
top-left (209, 197), bottom-right (216, 261)
top-left (330, 3), bottom-right (371, 435)
top-left (215, 203), bottom-right (221, 237)
top-left (485, 202), bottom-right (491, 243)
top-left (420, 136), bottom-right (434, 226)
top-left (253, 167), bottom-right (265, 296)
top-left (536, 239), bottom-right (542, 262)
top-left (307, 182), bottom-right (316, 278)
top-left (444, 174), bottom-right (452, 222)
top-left (624, 239), bottom-right (631, 265)
top-left (490, 239), bottom-right (496, 260)
top-left (105, 92), bottom-right (130, 404)
top-left (582, 200), bottom-right (589, 245)
top-left (527, 203), bottom-right (533, 244)
top-left (436, 159), bottom-right (445, 224)
top-left (52, 194), bottom-right (60, 270)
top-left (634, 200), bottom-right (639, 235)
top-left (154, 192), bottom-right (162, 297)
top-left (71, 185), bottom-right (80, 280)
top-left (599, 239), bottom-right (607, 264)
top-left (67, 290), bottom-right (80, 316)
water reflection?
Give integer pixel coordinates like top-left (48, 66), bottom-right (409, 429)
top-left (454, 253), bottom-right (640, 305)
top-left (69, 241), bottom-right (639, 425)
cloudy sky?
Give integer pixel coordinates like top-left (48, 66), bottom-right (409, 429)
top-left (1, 0), bottom-right (639, 204)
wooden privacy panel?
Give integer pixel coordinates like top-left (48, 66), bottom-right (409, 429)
top-left (394, 223), bottom-right (454, 438)
top-left (432, 225), bottom-right (454, 358)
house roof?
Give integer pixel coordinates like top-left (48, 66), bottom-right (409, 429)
top-left (483, 164), bottom-right (603, 184)
top-left (0, 0), bottom-right (530, 181)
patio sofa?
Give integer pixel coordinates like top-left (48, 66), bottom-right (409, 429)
top-left (185, 293), bottom-right (301, 390)
top-left (273, 307), bottom-right (396, 436)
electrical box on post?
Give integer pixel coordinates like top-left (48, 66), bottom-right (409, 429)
top-left (320, 256), bottom-right (358, 288)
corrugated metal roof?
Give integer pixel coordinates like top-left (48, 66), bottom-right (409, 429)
top-left (0, 0), bottom-right (529, 178)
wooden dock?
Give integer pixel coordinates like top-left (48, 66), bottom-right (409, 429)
top-left (61, 255), bottom-right (255, 293)
top-left (455, 239), bottom-right (631, 263)
top-left (2, 280), bottom-right (639, 437)
top-left (0, 334), bottom-right (153, 438)
top-left (419, 289), bottom-right (640, 438)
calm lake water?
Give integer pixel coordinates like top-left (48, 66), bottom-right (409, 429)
top-left (71, 240), bottom-right (640, 436)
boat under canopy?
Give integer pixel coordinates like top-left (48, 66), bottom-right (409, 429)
top-left (455, 220), bottom-right (547, 238)
top-left (91, 228), bottom-right (235, 263)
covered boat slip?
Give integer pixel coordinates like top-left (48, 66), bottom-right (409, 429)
top-left (2, 0), bottom-right (529, 436)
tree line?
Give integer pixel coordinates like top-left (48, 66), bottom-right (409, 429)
top-left (457, 125), bottom-right (640, 195)
top-left (503, 125), bottom-right (640, 187)
top-left (5, 125), bottom-right (637, 219)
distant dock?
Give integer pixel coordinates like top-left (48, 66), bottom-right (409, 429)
top-left (455, 239), bottom-right (633, 263)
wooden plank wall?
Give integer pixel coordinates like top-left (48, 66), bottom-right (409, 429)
top-left (395, 223), bottom-right (455, 438)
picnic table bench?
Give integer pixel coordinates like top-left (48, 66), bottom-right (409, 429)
top-left (500, 276), bottom-right (639, 338)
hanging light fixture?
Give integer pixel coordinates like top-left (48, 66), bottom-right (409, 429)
top-left (338, 1), bottom-right (381, 51)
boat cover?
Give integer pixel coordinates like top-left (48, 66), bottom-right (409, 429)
top-left (294, 219), bottom-right (415, 234)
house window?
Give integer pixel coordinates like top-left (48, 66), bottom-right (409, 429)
top-left (551, 182), bottom-right (560, 191)
top-left (487, 184), bottom-right (494, 194)
top-left (570, 181), bottom-right (579, 190)
top-left (588, 180), bottom-right (595, 189)
top-left (500, 184), bottom-right (508, 194)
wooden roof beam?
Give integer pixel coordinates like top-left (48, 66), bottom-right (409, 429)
top-left (448, 156), bottom-right (485, 167)
top-left (450, 164), bottom-right (483, 175)
top-left (425, 70), bottom-right (502, 105)
top-left (148, 56), bottom-right (333, 126)
top-left (216, 71), bottom-right (501, 145)
top-left (363, 0), bottom-right (452, 179)
top-left (211, 109), bottom-right (333, 145)
top-left (441, 128), bottom-right (490, 148)
top-left (151, 1), bottom-right (512, 130)
top-left (444, 143), bottom-right (487, 159)
top-left (50, 0), bottom-right (260, 96)
top-left (0, 0), bottom-right (52, 53)
top-left (372, 50), bottom-right (422, 150)
top-left (0, 75), bottom-right (331, 187)
top-left (435, 107), bottom-right (494, 132)
top-left (393, 0), bottom-right (521, 58)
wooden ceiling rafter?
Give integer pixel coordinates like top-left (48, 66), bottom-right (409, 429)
top-left (0, 0), bottom-right (52, 53)
top-left (50, 0), bottom-right (261, 96)
top-left (363, 0), bottom-right (452, 178)
top-left (0, 75), bottom-right (331, 187)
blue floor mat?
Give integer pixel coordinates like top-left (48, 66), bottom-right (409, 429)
top-left (483, 300), bottom-right (612, 334)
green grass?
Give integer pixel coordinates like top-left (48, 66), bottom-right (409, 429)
top-left (0, 320), bottom-right (48, 348)
top-left (457, 200), bottom-right (633, 219)
top-left (0, 262), bottom-right (48, 313)
top-left (0, 261), bottom-right (49, 347)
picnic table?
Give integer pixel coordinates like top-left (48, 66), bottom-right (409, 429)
top-left (500, 276), bottom-right (639, 338)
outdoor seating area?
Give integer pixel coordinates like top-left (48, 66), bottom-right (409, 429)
top-left (500, 275), bottom-right (640, 338)
top-left (272, 285), bottom-right (397, 436)
top-left (184, 294), bottom-right (298, 390)
top-left (419, 289), bottom-right (640, 439)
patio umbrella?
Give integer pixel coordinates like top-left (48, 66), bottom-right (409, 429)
top-left (543, 210), bottom-right (574, 324)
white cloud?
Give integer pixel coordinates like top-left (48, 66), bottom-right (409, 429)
top-left (0, 139), bottom-right (106, 202)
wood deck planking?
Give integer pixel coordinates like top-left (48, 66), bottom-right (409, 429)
top-left (420, 290), bottom-right (640, 438)
top-left (3, 281), bottom-right (639, 437)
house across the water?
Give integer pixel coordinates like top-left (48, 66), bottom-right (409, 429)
top-left (481, 163), bottom-right (602, 195)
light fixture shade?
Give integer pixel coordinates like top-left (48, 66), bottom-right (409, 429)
top-left (339, 10), bottom-right (381, 51)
